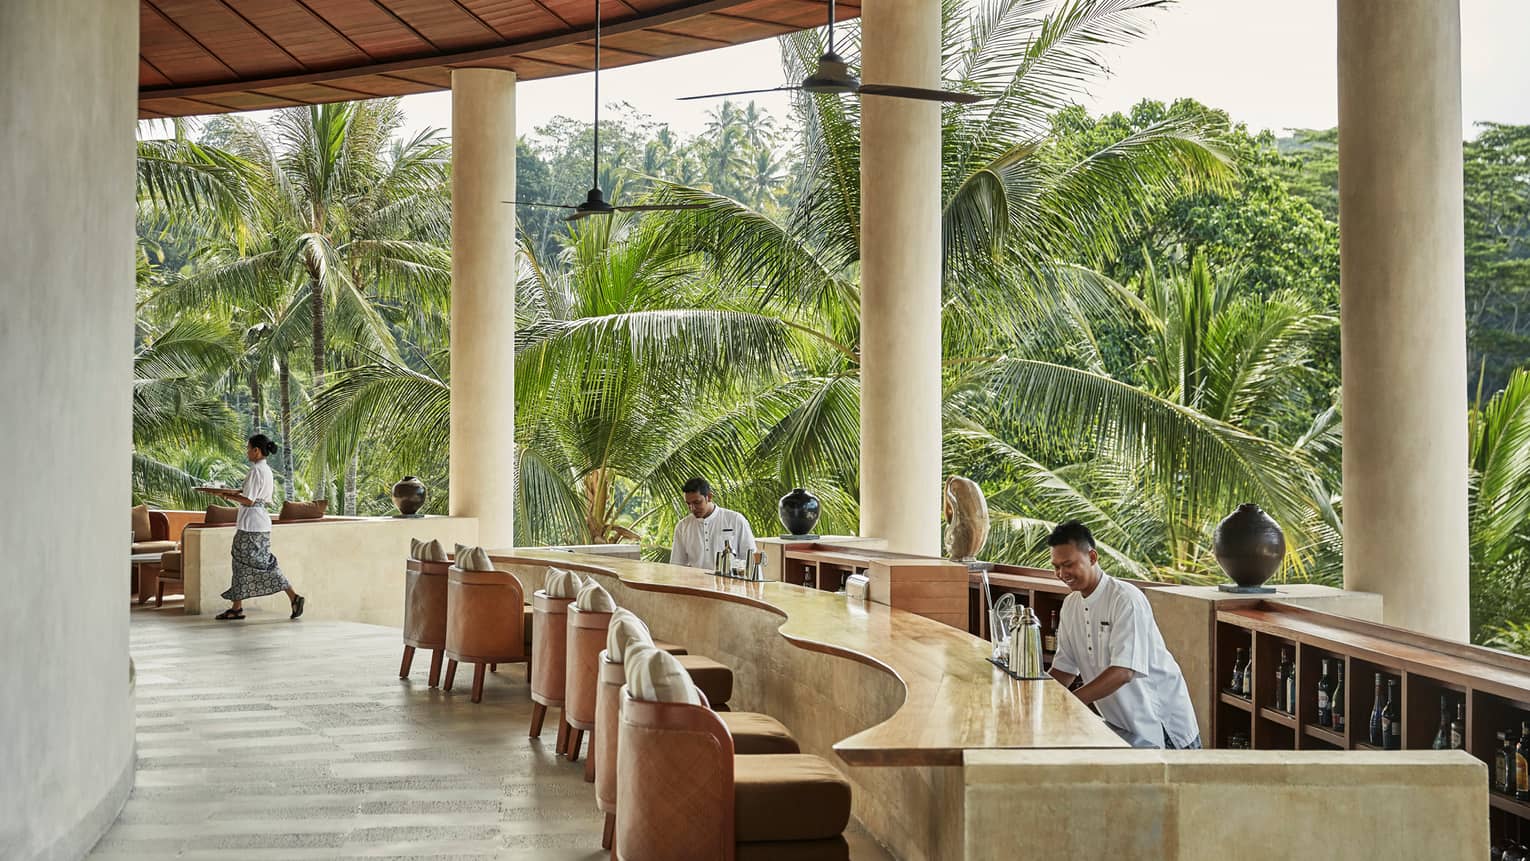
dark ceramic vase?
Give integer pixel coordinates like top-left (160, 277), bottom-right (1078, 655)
top-left (391, 476), bottom-right (427, 517)
top-left (778, 488), bottom-right (821, 537)
top-left (1213, 503), bottom-right (1286, 590)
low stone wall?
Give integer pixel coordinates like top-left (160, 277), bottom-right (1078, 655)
top-left (181, 516), bottom-right (478, 624)
top-left (964, 748), bottom-right (1486, 859)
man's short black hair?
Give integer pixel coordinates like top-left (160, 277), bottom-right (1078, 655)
top-left (681, 477), bottom-right (713, 497)
top-left (1047, 520), bottom-right (1096, 552)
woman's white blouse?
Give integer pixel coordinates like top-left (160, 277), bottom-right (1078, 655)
top-left (237, 460), bottom-right (275, 533)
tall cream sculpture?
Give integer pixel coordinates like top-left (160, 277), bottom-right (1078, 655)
top-left (944, 475), bottom-right (990, 563)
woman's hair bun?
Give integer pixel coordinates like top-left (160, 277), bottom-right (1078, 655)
top-left (247, 434), bottom-right (279, 456)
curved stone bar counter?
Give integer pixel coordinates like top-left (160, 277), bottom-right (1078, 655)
top-left (486, 550), bottom-right (1123, 861)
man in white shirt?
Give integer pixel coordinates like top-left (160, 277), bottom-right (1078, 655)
top-left (669, 478), bottom-right (756, 570)
top-left (1046, 521), bottom-right (1200, 749)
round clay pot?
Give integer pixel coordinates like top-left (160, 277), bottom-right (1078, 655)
top-left (392, 476), bottom-right (427, 516)
top-left (778, 488), bottom-right (821, 537)
top-left (1213, 503), bottom-right (1286, 589)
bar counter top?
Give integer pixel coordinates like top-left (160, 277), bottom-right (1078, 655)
top-left (487, 549), bottom-right (1125, 766)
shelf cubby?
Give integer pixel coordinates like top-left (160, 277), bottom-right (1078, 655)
top-left (1214, 600), bottom-right (1530, 847)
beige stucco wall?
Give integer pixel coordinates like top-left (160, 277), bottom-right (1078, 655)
top-left (0, 1), bottom-right (138, 856)
top-left (965, 748), bottom-right (1486, 859)
top-left (1146, 585), bottom-right (1383, 742)
top-left (181, 517), bottom-right (478, 625)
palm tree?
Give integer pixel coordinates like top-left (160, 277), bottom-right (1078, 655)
top-left (304, 213), bottom-right (797, 543)
top-left (1469, 369), bottom-right (1530, 641)
top-left (630, 0), bottom-right (1288, 566)
top-left (947, 254), bottom-right (1339, 581)
top-left (146, 100), bottom-right (450, 514)
top-left (132, 317), bottom-right (242, 506)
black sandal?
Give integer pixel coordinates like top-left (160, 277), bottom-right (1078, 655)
top-left (290, 595), bottom-right (305, 620)
top-left (216, 609), bottom-right (245, 620)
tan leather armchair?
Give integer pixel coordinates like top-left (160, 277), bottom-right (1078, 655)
top-left (529, 590), bottom-right (574, 752)
top-left (564, 604), bottom-right (612, 770)
top-left (400, 557), bottom-right (452, 687)
top-left (595, 650), bottom-right (798, 851)
top-left (616, 692), bottom-right (851, 861)
top-left (442, 564), bottom-right (527, 703)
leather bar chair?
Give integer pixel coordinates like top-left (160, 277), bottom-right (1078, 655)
top-left (596, 646), bottom-right (798, 851)
top-left (530, 587), bottom-right (577, 752)
top-left (616, 689), bottom-right (851, 861)
top-left (401, 556), bottom-right (452, 687)
top-left (155, 550), bottom-right (182, 607)
top-left (441, 563), bottom-right (528, 702)
top-left (564, 599), bottom-right (614, 770)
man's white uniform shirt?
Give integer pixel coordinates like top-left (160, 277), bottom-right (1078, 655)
top-left (1051, 573), bottom-right (1199, 748)
top-left (670, 506), bottom-right (756, 569)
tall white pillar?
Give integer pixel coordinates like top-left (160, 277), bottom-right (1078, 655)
top-left (450, 68), bottom-right (518, 548)
top-left (2, 0), bottom-right (137, 854)
top-left (858, 0), bottom-right (944, 556)
top-left (1338, 0), bottom-right (1469, 639)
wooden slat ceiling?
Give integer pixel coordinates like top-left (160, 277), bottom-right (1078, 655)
top-left (138, 0), bottom-right (860, 118)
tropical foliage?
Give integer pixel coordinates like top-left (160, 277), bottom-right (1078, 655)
top-left (131, 0), bottom-right (1530, 645)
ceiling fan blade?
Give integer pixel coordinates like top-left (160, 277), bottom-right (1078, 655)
top-left (677, 86), bottom-right (800, 102)
top-left (506, 200), bottom-right (578, 209)
top-left (856, 83), bottom-right (984, 104)
top-left (564, 210), bottom-right (596, 222)
top-left (613, 203), bottom-right (710, 213)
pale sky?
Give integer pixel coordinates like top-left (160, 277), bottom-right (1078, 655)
top-left (390, 0), bottom-right (1530, 143)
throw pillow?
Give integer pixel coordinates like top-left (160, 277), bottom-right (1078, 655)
top-left (543, 567), bottom-right (584, 599)
top-left (131, 504), bottom-right (151, 542)
top-left (278, 499), bottom-right (328, 522)
top-left (458, 546), bottom-right (495, 571)
top-left (410, 538), bottom-right (423, 560)
top-left (204, 505), bottom-right (238, 525)
top-left (606, 608), bottom-right (653, 663)
top-left (624, 644), bottom-right (702, 705)
top-left (421, 539), bottom-right (448, 562)
top-left (575, 580), bottom-right (616, 612)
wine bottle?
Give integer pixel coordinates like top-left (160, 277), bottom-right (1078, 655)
top-left (1230, 647), bottom-right (1246, 695)
top-left (1450, 702), bottom-right (1465, 750)
top-left (1240, 648), bottom-right (1252, 697)
top-left (1432, 695), bottom-right (1450, 750)
top-left (1369, 673), bottom-right (1385, 746)
top-left (1043, 610), bottom-right (1059, 653)
top-left (1332, 665), bottom-right (1345, 731)
top-left (1316, 659), bottom-right (1334, 727)
top-left (1497, 731), bottom-right (1513, 794)
top-left (1383, 679), bottom-right (1401, 750)
top-left (1284, 655), bottom-right (1296, 714)
top-left (1516, 721), bottom-right (1530, 801)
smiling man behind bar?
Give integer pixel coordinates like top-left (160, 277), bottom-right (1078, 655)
top-left (1046, 520), bottom-right (1200, 749)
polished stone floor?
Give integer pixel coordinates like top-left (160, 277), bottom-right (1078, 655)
top-left (93, 603), bottom-right (891, 859)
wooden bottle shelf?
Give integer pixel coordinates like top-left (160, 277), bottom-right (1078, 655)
top-left (1490, 793), bottom-right (1530, 818)
top-left (1219, 691), bottom-right (1253, 712)
top-left (1302, 723), bottom-right (1346, 746)
top-left (1258, 707), bottom-right (1297, 729)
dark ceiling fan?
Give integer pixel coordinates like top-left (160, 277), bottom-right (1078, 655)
top-left (506, 0), bottom-right (705, 221)
top-left (679, 0), bottom-right (982, 105)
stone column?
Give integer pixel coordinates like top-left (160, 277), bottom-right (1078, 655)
top-left (1338, 0), bottom-right (1468, 639)
top-left (858, 0), bottom-right (944, 556)
top-left (449, 69), bottom-right (518, 548)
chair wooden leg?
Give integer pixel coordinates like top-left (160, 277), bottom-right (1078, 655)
top-left (155, 582), bottom-right (165, 607)
top-left (555, 710), bottom-right (570, 754)
top-left (602, 812), bottom-right (615, 850)
top-left (567, 728), bottom-right (585, 762)
top-left (471, 663), bottom-right (486, 703)
top-left (490, 663), bottom-right (497, 672)
top-left (443, 659), bottom-right (458, 691)
top-left (399, 645), bottom-right (415, 679)
top-left (584, 731), bottom-right (596, 781)
top-left (529, 702), bottom-right (547, 738)
top-left (427, 649), bottom-right (444, 687)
